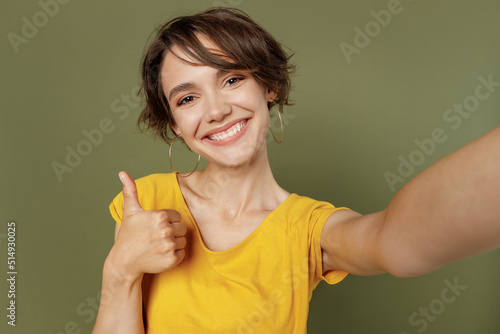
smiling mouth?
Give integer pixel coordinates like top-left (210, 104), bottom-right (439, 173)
top-left (207, 119), bottom-right (248, 141)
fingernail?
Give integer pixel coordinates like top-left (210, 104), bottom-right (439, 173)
top-left (118, 172), bottom-right (124, 184)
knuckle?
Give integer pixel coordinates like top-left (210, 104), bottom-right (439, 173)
top-left (159, 230), bottom-right (168, 240)
top-left (155, 210), bottom-right (170, 221)
top-left (160, 239), bottom-right (175, 253)
top-left (160, 226), bottom-right (175, 239)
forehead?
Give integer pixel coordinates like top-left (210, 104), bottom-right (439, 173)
top-left (160, 34), bottom-right (232, 87)
top-left (162, 33), bottom-right (234, 70)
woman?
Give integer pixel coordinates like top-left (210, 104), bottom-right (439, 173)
top-left (92, 7), bottom-right (500, 333)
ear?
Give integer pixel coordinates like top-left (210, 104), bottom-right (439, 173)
top-left (266, 87), bottom-right (278, 102)
top-left (171, 123), bottom-right (181, 137)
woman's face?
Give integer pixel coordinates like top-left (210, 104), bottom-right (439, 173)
top-left (160, 35), bottom-right (277, 168)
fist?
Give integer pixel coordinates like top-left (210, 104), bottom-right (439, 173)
top-left (110, 171), bottom-right (187, 280)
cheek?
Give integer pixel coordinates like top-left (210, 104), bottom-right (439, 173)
top-left (230, 85), bottom-right (270, 112)
top-left (172, 111), bottom-right (199, 136)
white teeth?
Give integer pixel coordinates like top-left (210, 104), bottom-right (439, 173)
top-left (208, 120), bottom-right (247, 141)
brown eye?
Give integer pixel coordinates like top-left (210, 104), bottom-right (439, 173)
top-left (177, 95), bottom-right (195, 106)
top-left (225, 77), bottom-right (244, 87)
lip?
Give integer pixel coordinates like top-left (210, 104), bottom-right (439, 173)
top-left (202, 118), bottom-right (250, 146)
top-left (203, 118), bottom-right (249, 138)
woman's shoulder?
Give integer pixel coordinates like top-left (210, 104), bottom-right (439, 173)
top-left (110, 172), bottom-right (179, 209)
top-left (272, 193), bottom-right (342, 223)
top-left (285, 193), bottom-right (337, 210)
top-left (134, 172), bottom-right (179, 201)
top-left (135, 172), bottom-right (177, 185)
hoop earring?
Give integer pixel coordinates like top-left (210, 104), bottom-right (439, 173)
top-left (270, 103), bottom-right (284, 144)
top-left (169, 134), bottom-right (201, 177)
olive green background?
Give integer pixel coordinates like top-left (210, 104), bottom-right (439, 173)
top-left (1, 0), bottom-right (500, 333)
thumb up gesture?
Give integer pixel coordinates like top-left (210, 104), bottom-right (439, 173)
top-left (109, 171), bottom-right (187, 281)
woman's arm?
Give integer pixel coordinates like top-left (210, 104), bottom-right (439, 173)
top-left (92, 172), bottom-right (188, 333)
top-left (321, 126), bottom-right (500, 277)
top-left (92, 239), bottom-right (145, 334)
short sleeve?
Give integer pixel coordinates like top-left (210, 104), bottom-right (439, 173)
top-left (310, 205), bottom-right (350, 285)
top-left (108, 175), bottom-right (154, 226)
top-left (109, 191), bottom-right (125, 225)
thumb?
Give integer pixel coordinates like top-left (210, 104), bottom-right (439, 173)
top-left (118, 171), bottom-right (144, 216)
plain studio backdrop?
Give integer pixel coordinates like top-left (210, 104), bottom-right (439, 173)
top-left (1, 0), bottom-right (500, 333)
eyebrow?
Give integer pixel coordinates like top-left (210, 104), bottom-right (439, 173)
top-left (167, 69), bottom-right (230, 102)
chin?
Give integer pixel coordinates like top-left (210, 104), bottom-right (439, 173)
top-left (215, 146), bottom-right (267, 169)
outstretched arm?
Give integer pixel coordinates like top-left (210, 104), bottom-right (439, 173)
top-left (321, 126), bottom-right (500, 277)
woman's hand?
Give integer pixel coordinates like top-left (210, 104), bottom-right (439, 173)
top-left (107, 171), bottom-right (187, 282)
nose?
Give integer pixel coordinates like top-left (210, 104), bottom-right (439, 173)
top-left (203, 90), bottom-right (231, 123)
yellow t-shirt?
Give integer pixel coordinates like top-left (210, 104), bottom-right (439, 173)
top-left (109, 173), bottom-right (349, 333)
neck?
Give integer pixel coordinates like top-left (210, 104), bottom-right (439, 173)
top-left (183, 147), bottom-right (289, 216)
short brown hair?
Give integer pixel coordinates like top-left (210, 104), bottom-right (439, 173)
top-left (137, 7), bottom-right (295, 144)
